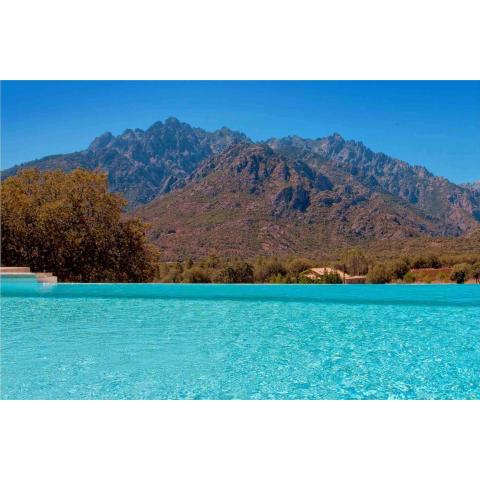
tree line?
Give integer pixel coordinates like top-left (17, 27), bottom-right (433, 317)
top-left (156, 256), bottom-right (343, 284)
top-left (156, 251), bottom-right (480, 284)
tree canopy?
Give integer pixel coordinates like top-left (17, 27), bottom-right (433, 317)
top-left (340, 247), bottom-right (369, 276)
top-left (1, 168), bottom-right (159, 282)
top-left (450, 263), bottom-right (470, 284)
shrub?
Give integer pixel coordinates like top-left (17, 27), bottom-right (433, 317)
top-left (440, 254), bottom-right (480, 267)
top-left (298, 275), bottom-right (315, 284)
top-left (402, 271), bottom-right (416, 284)
top-left (412, 253), bottom-right (441, 269)
top-left (450, 263), bottom-right (470, 284)
top-left (269, 273), bottom-right (286, 284)
top-left (200, 255), bottom-right (221, 269)
top-left (437, 271), bottom-right (450, 283)
top-left (389, 258), bottom-right (410, 280)
top-left (320, 272), bottom-right (343, 284)
top-left (183, 267), bottom-right (211, 283)
top-left (214, 261), bottom-right (254, 283)
top-left (234, 262), bottom-right (254, 283)
top-left (254, 258), bottom-right (287, 282)
top-left (366, 263), bottom-right (393, 284)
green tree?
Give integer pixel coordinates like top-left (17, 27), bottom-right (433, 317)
top-left (1, 168), bottom-right (158, 282)
top-left (320, 272), bottom-right (342, 284)
top-left (214, 261), bottom-right (254, 283)
top-left (160, 262), bottom-right (183, 283)
top-left (390, 258), bottom-right (410, 280)
top-left (183, 267), bottom-right (211, 283)
top-left (285, 257), bottom-right (314, 276)
top-left (340, 248), bottom-right (368, 276)
top-left (254, 258), bottom-right (287, 282)
top-left (412, 253), bottom-right (441, 269)
top-left (366, 263), bottom-right (393, 284)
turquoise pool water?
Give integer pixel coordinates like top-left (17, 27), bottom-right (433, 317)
top-left (1, 281), bottom-right (479, 399)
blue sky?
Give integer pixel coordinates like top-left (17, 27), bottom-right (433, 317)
top-left (1, 81), bottom-right (479, 183)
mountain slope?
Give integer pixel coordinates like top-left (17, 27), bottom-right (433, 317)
top-left (135, 142), bottom-right (479, 259)
top-left (1, 117), bottom-right (250, 207)
top-left (3, 118), bottom-right (479, 259)
top-left (267, 134), bottom-right (480, 236)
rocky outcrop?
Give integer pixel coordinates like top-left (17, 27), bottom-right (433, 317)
top-left (2, 117), bottom-right (250, 208)
top-left (135, 143), bottom-right (479, 259)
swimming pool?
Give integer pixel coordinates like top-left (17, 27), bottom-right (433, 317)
top-left (1, 281), bottom-right (479, 399)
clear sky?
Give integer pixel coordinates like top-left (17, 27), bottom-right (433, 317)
top-left (1, 81), bottom-right (479, 183)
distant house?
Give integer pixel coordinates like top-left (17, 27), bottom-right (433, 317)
top-left (303, 267), bottom-right (366, 284)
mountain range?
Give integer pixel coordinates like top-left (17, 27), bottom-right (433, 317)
top-left (462, 181), bottom-right (480, 192)
top-left (3, 117), bottom-right (480, 259)
top-left (2, 117), bottom-right (249, 206)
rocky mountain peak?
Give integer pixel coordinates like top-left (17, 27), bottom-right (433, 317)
top-left (329, 132), bottom-right (344, 142)
top-left (165, 116), bottom-right (181, 125)
top-left (3, 118), bottom-right (479, 251)
top-left (462, 180), bottom-right (480, 192)
top-left (88, 132), bottom-right (114, 152)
